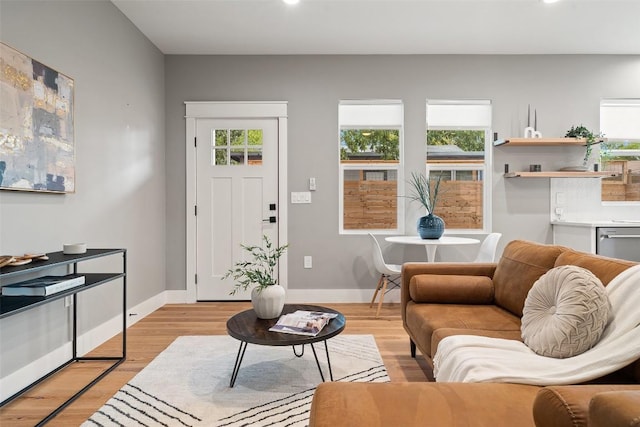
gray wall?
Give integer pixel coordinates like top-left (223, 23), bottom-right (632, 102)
top-left (0, 1), bottom-right (165, 379)
top-left (1, 0), bottom-right (638, 380)
top-left (165, 55), bottom-right (640, 292)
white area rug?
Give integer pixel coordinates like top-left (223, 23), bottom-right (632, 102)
top-left (83, 335), bottom-right (389, 427)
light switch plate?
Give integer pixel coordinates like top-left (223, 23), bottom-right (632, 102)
top-left (291, 192), bottom-right (312, 204)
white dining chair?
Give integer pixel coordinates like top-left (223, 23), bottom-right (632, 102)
top-left (474, 232), bottom-right (502, 262)
top-left (369, 233), bottom-right (402, 317)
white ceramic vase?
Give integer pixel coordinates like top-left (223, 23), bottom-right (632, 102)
top-left (251, 285), bottom-right (285, 319)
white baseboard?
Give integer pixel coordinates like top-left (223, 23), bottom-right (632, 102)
top-left (165, 289), bottom-right (189, 303)
top-left (0, 290), bottom-right (168, 402)
top-left (166, 289), bottom-right (400, 304)
top-left (0, 342), bottom-right (73, 402)
top-left (285, 288), bottom-right (400, 304)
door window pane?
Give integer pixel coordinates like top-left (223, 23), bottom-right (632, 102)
top-left (230, 147), bottom-right (245, 165)
top-left (215, 130), bottom-right (228, 146)
top-left (214, 148), bottom-right (227, 165)
top-left (230, 130), bottom-right (245, 146)
top-left (211, 128), bottom-right (263, 166)
top-left (247, 129), bottom-right (263, 164)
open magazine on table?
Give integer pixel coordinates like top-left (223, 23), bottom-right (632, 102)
top-left (269, 310), bottom-right (339, 336)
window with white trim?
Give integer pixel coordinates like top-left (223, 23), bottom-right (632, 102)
top-left (426, 100), bottom-right (492, 231)
top-left (339, 101), bottom-right (403, 234)
top-left (600, 99), bottom-right (640, 203)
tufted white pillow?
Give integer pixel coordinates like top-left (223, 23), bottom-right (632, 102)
top-left (521, 265), bottom-right (610, 359)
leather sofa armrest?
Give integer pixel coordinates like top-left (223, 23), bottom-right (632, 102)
top-left (533, 385), bottom-right (640, 427)
top-left (589, 391), bottom-right (640, 427)
top-left (402, 263), bottom-right (497, 321)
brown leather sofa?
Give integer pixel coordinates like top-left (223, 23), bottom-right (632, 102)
top-left (309, 240), bottom-right (640, 427)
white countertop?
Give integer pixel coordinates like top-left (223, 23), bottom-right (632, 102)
top-left (551, 220), bottom-right (640, 227)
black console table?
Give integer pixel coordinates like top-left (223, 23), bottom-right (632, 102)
top-left (0, 248), bottom-right (126, 425)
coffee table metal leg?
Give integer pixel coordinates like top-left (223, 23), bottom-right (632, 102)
top-left (292, 345), bottom-right (305, 357)
top-left (324, 340), bottom-right (334, 381)
top-left (310, 343), bottom-right (325, 382)
top-left (230, 341), bottom-right (248, 388)
top-left (311, 341), bottom-right (335, 382)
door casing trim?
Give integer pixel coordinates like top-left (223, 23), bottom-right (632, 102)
top-left (185, 101), bottom-right (288, 303)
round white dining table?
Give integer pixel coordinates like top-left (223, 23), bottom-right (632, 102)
top-left (385, 235), bottom-right (480, 262)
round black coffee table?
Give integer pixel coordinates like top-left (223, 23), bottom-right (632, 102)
top-left (226, 304), bottom-right (346, 387)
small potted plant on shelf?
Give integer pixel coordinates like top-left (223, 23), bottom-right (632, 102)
top-left (223, 235), bottom-right (288, 319)
top-left (565, 125), bottom-right (604, 169)
top-left (407, 172), bottom-right (445, 239)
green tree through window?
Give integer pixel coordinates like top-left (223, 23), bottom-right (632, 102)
top-left (340, 129), bottom-right (399, 161)
top-left (427, 130), bottom-right (485, 152)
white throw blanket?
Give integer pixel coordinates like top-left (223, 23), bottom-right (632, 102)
top-left (433, 264), bottom-right (640, 385)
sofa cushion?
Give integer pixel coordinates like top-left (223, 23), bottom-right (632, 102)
top-left (405, 302), bottom-right (521, 359)
top-left (554, 251), bottom-right (639, 381)
top-left (521, 265), bottom-right (610, 358)
top-left (554, 250), bottom-right (636, 286)
top-left (409, 274), bottom-right (494, 304)
top-left (493, 240), bottom-right (565, 317)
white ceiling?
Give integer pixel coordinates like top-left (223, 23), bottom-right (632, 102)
top-left (111, 0), bottom-right (640, 55)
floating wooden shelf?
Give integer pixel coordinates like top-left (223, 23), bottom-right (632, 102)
top-left (494, 137), bottom-right (591, 147)
top-left (504, 171), bottom-right (618, 178)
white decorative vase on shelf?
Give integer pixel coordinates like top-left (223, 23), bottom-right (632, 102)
top-left (251, 285), bottom-right (285, 319)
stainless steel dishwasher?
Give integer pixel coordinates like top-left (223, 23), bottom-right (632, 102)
top-left (596, 227), bottom-right (640, 262)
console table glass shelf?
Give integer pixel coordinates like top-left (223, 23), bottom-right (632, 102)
top-left (0, 248), bottom-right (126, 426)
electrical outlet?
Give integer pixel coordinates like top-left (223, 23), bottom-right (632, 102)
top-left (309, 177), bottom-right (316, 191)
top-left (304, 256), bottom-right (312, 269)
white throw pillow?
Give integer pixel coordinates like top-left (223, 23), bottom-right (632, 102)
top-left (521, 265), bottom-right (610, 358)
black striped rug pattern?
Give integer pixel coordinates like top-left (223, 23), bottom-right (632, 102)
top-left (84, 335), bottom-right (389, 427)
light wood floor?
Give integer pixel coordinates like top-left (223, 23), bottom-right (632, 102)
top-left (1, 302), bottom-right (432, 426)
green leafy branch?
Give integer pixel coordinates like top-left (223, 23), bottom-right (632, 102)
top-left (222, 235), bottom-right (288, 295)
top-left (565, 125), bottom-right (604, 167)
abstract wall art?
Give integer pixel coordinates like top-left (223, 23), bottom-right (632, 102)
top-left (0, 42), bottom-right (75, 193)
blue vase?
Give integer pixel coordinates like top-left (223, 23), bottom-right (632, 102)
top-left (417, 214), bottom-right (445, 239)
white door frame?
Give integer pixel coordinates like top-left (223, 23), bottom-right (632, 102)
top-left (185, 101), bottom-right (288, 303)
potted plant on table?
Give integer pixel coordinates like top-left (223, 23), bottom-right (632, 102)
top-left (223, 235), bottom-right (288, 319)
top-left (407, 172), bottom-right (445, 239)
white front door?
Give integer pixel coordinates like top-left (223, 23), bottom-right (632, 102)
top-left (195, 118), bottom-right (279, 300)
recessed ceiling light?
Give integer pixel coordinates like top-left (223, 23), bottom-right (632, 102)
top-left (283, 0), bottom-right (300, 5)
top-left (542, 0), bottom-right (560, 3)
